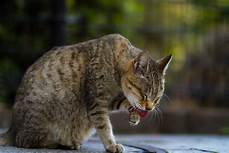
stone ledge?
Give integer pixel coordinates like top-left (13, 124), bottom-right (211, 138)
top-left (0, 132), bottom-right (229, 153)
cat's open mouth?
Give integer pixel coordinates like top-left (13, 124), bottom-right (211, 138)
top-left (135, 107), bottom-right (148, 113)
top-left (128, 106), bottom-right (148, 118)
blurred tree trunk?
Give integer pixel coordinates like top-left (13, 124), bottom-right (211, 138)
top-left (0, 0), bottom-right (8, 21)
top-left (50, 0), bottom-right (66, 46)
top-left (0, 0), bottom-right (16, 22)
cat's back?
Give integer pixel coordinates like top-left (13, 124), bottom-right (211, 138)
top-left (15, 44), bottom-right (89, 104)
top-left (22, 33), bottom-right (127, 78)
top-left (15, 33), bottom-right (129, 102)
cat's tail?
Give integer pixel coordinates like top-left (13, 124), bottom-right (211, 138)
top-left (0, 126), bottom-right (14, 146)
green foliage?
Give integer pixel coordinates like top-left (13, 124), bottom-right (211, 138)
top-left (221, 127), bottom-right (229, 135)
top-left (66, 0), bottom-right (144, 42)
top-left (0, 0), bottom-right (228, 107)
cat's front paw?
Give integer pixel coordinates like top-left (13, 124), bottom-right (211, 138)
top-left (69, 144), bottom-right (81, 150)
top-left (129, 111), bottom-right (140, 126)
top-left (106, 144), bottom-right (124, 153)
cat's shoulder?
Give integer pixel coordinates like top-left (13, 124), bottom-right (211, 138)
top-left (102, 34), bottom-right (130, 43)
top-left (103, 33), bottom-right (126, 40)
top-left (100, 34), bottom-right (131, 50)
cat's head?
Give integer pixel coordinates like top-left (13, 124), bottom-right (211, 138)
top-left (121, 52), bottom-right (172, 112)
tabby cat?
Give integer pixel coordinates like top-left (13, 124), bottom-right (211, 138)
top-left (0, 34), bottom-right (172, 153)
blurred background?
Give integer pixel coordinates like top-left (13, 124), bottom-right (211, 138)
top-left (0, 0), bottom-right (228, 135)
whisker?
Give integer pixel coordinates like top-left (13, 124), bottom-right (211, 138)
top-left (156, 107), bottom-right (164, 126)
top-left (155, 108), bottom-right (160, 126)
top-left (129, 101), bottom-right (138, 110)
top-left (148, 111), bottom-right (155, 122)
top-left (149, 110), bottom-right (155, 122)
top-left (135, 103), bottom-right (144, 110)
top-left (155, 107), bottom-right (160, 121)
top-left (128, 106), bottom-right (135, 112)
top-left (153, 110), bottom-right (157, 121)
top-left (162, 93), bottom-right (171, 103)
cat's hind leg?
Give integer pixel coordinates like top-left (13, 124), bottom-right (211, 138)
top-left (15, 128), bottom-right (58, 148)
top-left (56, 133), bottom-right (81, 150)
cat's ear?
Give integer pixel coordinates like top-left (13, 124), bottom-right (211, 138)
top-left (133, 52), bottom-right (148, 73)
top-left (157, 54), bottom-right (172, 75)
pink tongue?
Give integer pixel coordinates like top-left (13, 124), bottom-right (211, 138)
top-left (136, 109), bottom-right (148, 118)
top-left (129, 107), bottom-right (148, 118)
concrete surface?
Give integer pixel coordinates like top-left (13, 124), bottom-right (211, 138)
top-left (1, 129), bottom-right (229, 153)
top-left (119, 135), bottom-right (229, 153)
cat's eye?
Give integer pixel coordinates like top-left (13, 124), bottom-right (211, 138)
top-left (154, 97), bottom-right (160, 103)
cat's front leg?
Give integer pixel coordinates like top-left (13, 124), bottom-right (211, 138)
top-left (89, 100), bottom-right (124, 153)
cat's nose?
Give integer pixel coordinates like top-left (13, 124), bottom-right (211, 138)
top-left (145, 102), bottom-right (154, 111)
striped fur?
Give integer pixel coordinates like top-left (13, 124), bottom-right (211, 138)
top-left (0, 34), bottom-right (171, 153)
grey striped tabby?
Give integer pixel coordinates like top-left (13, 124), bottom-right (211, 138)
top-left (0, 34), bottom-right (172, 153)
